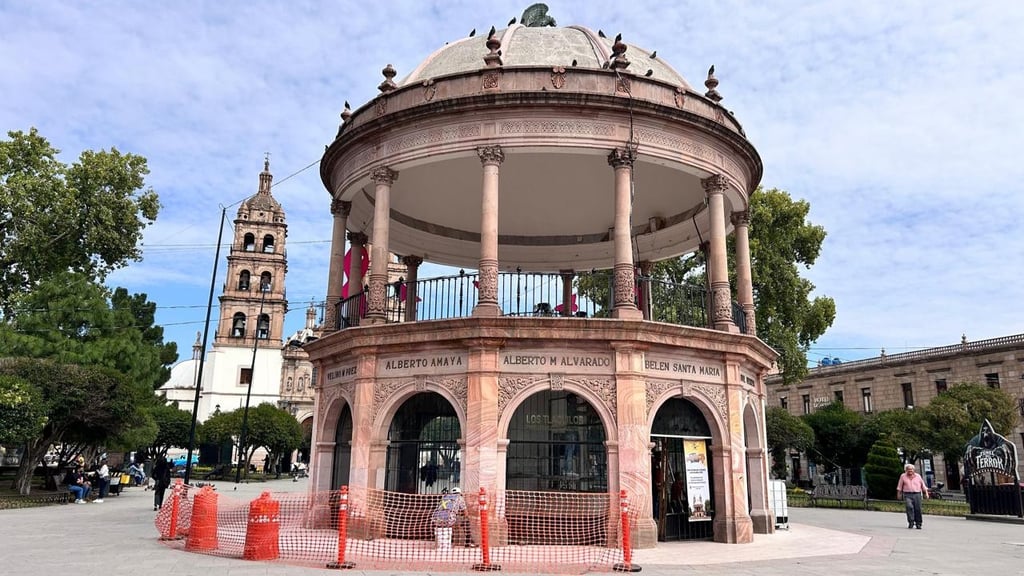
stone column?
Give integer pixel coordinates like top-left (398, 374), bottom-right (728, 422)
top-left (560, 270), bottom-right (574, 317)
top-left (702, 175), bottom-right (736, 331)
top-left (474, 146), bottom-right (504, 317)
top-left (345, 232), bottom-right (368, 327)
top-left (638, 261), bottom-right (653, 320)
top-left (365, 166), bottom-right (398, 324)
top-left (346, 352), bottom-right (379, 502)
top-left (731, 211), bottom-right (756, 335)
top-left (612, 342), bottom-right (657, 548)
top-left (465, 338), bottom-right (505, 544)
top-left (608, 148), bottom-right (642, 319)
top-left (401, 255), bottom-right (423, 321)
top-left (324, 199), bottom-right (351, 331)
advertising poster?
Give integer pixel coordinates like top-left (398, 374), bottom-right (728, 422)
top-left (683, 439), bottom-right (711, 522)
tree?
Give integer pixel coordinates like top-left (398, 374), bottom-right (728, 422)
top-left (802, 401), bottom-right (868, 472)
top-left (864, 436), bottom-right (902, 499)
top-left (140, 402), bottom-right (195, 460)
top-left (0, 373), bottom-right (47, 446)
top-left (201, 404), bottom-right (302, 478)
top-left (576, 187), bottom-right (835, 384)
top-left (0, 271), bottom-right (177, 390)
top-left (0, 128), bottom-right (159, 318)
top-left (923, 383), bottom-right (1017, 474)
top-left (766, 407), bottom-right (815, 479)
top-left (862, 409), bottom-right (931, 466)
top-left (0, 358), bottom-right (149, 494)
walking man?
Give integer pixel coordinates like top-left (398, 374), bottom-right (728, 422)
top-left (896, 463), bottom-right (929, 529)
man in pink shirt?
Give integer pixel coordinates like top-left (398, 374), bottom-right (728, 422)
top-left (896, 463), bottom-right (929, 529)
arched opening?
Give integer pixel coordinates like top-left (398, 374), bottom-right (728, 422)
top-left (243, 233), bottom-right (256, 251)
top-left (256, 314), bottom-right (270, 339)
top-left (506, 390), bottom-right (608, 492)
top-left (651, 397), bottom-right (714, 541)
top-left (385, 392), bottom-right (461, 494)
top-left (238, 270), bottom-right (251, 291)
top-left (231, 312), bottom-right (246, 338)
top-left (332, 404), bottom-right (352, 489)
top-left (262, 234), bottom-right (276, 253)
top-left (260, 271), bottom-right (273, 291)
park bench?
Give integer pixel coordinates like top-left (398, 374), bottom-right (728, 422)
top-left (808, 484), bottom-right (869, 509)
top-left (107, 472), bottom-right (124, 496)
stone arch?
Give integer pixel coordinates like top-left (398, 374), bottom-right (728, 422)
top-left (743, 400), bottom-right (772, 534)
top-left (497, 377), bottom-right (618, 443)
top-left (647, 386), bottom-right (728, 447)
top-left (372, 381), bottom-right (467, 442)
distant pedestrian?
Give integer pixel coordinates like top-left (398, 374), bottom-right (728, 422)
top-left (153, 457), bottom-right (172, 511)
top-left (896, 463), bottom-right (929, 529)
top-left (94, 458), bottom-right (110, 503)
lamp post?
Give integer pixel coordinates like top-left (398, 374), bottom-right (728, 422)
top-left (235, 280), bottom-right (270, 483)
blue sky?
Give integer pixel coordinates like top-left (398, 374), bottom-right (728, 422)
top-left (2, 1), bottom-right (1022, 366)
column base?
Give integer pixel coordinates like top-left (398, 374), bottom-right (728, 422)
top-left (362, 317), bottom-right (387, 326)
top-left (472, 304), bottom-right (503, 317)
top-left (714, 322), bottom-right (741, 333)
top-left (629, 517), bottom-right (658, 549)
top-left (712, 514), bottom-right (754, 543)
top-left (611, 308), bottom-right (643, 320)
top-left (749, 507), bottom-right (775, 534)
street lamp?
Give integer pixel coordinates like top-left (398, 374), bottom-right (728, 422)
top-left (235, 280), bottom-right (270, 483)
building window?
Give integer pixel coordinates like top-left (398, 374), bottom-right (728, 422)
top-left (802, 394), bottom-right (811, 415)
top-left (935, 379), bottom-right (947, 395)
top-left (239, 368), bottom-right (252, 387)
top-left (238, 270), bottom-right (251, 291)
top-left (833, 390), bottom-right (844, 405)
top-left (262, 234), bottom-right (276, 253)
top-left (861, 388), bottom-right (873, 414)
top-left (231, 312), bottom-right (247, 338)
top-left (780, 397), bottom-right (788, 410)
top-left (985, 373), bottom-right (1000, 389)
top-left (902, 382), bottom-right (914, 409)
top-left (243, 233), bottom-right (256, 252)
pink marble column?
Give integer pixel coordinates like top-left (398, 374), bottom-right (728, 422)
top-left (702, 175), bottom-right (736, 332)
top-left (366, 166), bottom-right (398, 324)
top-left (474, 146), bottom-right (503, 317)
top-left (401, 255), bottom-right (422, 321)
top-left (611, 342), bottom-right (657, 548)
top-left (608, 148), bottom-right (642, 319)
top-left (465, 339), bottom-right (505, 544)
top-left (560, 270), bottom-right (574, 317)
top-left (347, 353), bottom-right (379, 503)
top-left (731, 211), bottom-right (756, 335)
top-left (713, 364), bottom-right (754, 543)
top-left (638, 261), bottom-right (653, 320)
top-left (345, 232), bottom-right (367, 327)
top-left (324, 199), bottom-right (350, 331)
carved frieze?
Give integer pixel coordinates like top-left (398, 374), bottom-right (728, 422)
top-left (645, 380), bottom-right (680, 414)
top-left (482, 71), bottom-right (501, 90)
top-left (551, 66), bottom-right (566, 89)
top-left (550, 373), bottom-right (564, 391)
top-left (477, 262), bottom-right (498, 302)
top-left (674, 88), bottom-right (686, 109)
top-left (573, 377), bottom-right (616, 416)
top-left (691, 382), bottom-right (728, 422)
top-left (498, 376), bottom-right (535, 415)
top-left (385, 125), bottom-right (481, 155)
top-left (439, 377), bottom-right (468, 414)
top-left (422, 79), bottom-right (436, 101)
top-left (712, 286), bottom-right (732, 325)
top-left (366, 276), bottom-right (388, 315)
top-left (499, 120), bottom-right (615, 137)
top-left (613, 266), bottom-right (635, 308)
top-left (373, 379), bottom-right (410, 422)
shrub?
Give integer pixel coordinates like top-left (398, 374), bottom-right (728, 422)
top-left (864, 436), bottom-right (902, 500)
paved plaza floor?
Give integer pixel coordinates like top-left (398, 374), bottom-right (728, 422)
top-left (1, 477), bottom-right (1022, 575)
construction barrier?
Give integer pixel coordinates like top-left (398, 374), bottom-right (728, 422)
top-left (186, 485), bottom-right (219, 551)
top-left (155, 485), bottom-right (636, 574)
top-left (613, 490), bottom-right (641, 572)
top-left (243, 491), bottom-right (281, 560)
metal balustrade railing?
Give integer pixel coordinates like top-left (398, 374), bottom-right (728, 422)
top-left (334, 271), bottom-right (749, 334)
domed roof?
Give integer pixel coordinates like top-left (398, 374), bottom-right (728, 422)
top-left (401, 25), bottom-right (692, 90)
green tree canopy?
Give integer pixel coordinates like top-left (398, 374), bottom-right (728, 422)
top-left (862, 408), bottom-right (931, 466)
top-left (141, 402), bottom-right (195, 459)
top-left (201, 404), bottom-right (302, 478)
top-left (864, 436), bottom-right (902, 500)
top-left (802, 401), bottom-right (868, 472)
top-left (0, 128), bottom-right (159, 317)
top-left (766, 406), bottom-right (815, 479)
top-left (923, 383), bottom-right (1017, 466)
top-left (0, 374), bottom-right (47, 446)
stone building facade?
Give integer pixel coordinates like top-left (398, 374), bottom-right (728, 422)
top-left (766, 333), bottom-right (1024, 487)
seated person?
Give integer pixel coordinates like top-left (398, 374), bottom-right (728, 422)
top-left (63, 466), bottom-right (91, 503)
top-left (128, 462), bottom-right (146, 486)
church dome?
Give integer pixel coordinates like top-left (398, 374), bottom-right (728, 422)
top-left (239, 159), bottom-right (285, 220)
top-left (402, 25), bottom-right (692, 89)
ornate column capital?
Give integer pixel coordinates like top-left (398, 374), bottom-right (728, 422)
top-left (731, 210), bottom-right (750, 226)
top-left (607, 147), bottom-right (635, 169)
top-left (400, 255), bottom-right (423, 268)
top-left (331, 198), bottom-right (351, 217)
top-left (638, 261), bottom-right (654, 275)
top-left (477, 145), bottom-right (505, 166)
top-left (701, 174), bottom-right (728, 195)
top-left (347, 231), bottom-right (368, 246)
top-left (370, 166), bottom-right (399, 185)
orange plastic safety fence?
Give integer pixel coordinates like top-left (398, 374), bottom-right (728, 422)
top-left (155, 485), bottom-right (636, 574)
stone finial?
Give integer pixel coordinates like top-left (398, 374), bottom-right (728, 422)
top-left (484, 26), bottom-right (503, 68)
top-left (379, 64), bottom-right (398, 93)
top-left (340, 100), bottom-right (352, 124)
top-left (609, 33), bottom-right (630, 70)
top-left (704, 64), bottom-right (722, 102)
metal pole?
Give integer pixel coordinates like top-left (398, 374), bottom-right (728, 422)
top-left (184, 207), bottom-right (227, 485)
top-left (235, 282), bottom-right (269, 483)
